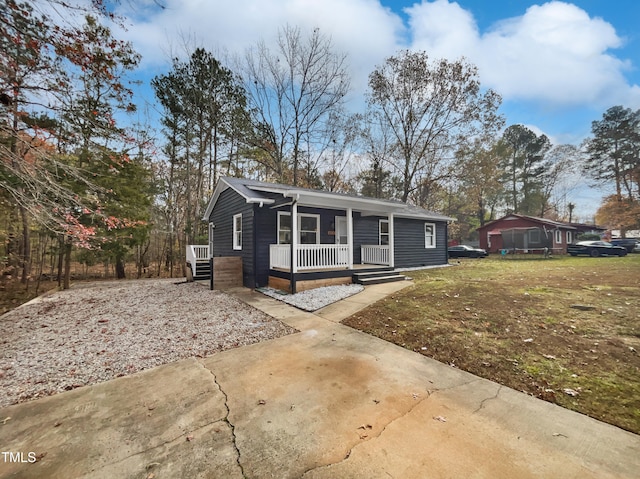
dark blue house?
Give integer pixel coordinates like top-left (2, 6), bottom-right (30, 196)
top-left (190, 177), bottom-right (454, 292)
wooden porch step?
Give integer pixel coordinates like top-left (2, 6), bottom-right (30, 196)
top-left (353, 270), bottom-right (406, 285)
top-left (193, 261), bottom-right (211, 281)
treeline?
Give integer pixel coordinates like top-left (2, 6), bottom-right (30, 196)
top-left (1, 2), bottom-right (639, 289)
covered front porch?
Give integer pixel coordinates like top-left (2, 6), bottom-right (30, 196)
top-left (263, 197), bottom-right (401, 292)
top-left (269, 244), bottom-right (390, 270)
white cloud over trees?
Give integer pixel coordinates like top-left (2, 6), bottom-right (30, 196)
top-left (116, 0), bottom-right (640, 111)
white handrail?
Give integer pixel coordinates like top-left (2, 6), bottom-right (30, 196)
top-left (270, 244), bottom-right (350, 270)
top-left (186, 245), bottom-right (210, 277)
top-left (270, 244), bottom-right (290, 269)
top-left (361, 245), bottom-right (389, 265)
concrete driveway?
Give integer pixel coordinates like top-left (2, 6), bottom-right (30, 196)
top-left (1, 283), bottom-right (639, 478)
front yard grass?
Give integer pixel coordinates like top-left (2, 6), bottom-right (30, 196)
top-left (342, 254), bottom-right (640, 434)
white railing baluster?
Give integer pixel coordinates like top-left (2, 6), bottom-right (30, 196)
top-left (361, 245), bottom-right (389, 265)
top-left (270, 244), bottom-right (351, 270)
top-left (186, 245), bottom-right (210, 278)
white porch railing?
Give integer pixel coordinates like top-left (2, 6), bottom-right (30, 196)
top-left (270, 244), bottom-right (350, 270)
top-left (361, 245), bottom-right (389, 265)
top-left (186, 245), bottom-right (210, 276)
top-left (270, 244), bottom-right (291, 269)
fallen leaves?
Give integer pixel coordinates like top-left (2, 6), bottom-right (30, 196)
top-left (563, 388), bottom-right (580, 397)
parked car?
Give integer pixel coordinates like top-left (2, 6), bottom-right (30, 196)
top-left (610, 238), bottom-right (638, 253)
top-left (448, 245), bottom-right (488, 258)
top-left (567, 241), bottom-right (627, 257)
top-left (634, 242), bottom-right (640, 253)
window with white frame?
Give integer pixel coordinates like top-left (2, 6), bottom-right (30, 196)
top-left (555, 230), bottom-right (562, 244)
top-left (566, 231), bottom-right (572, 244)
top-left (277, 212), bottom-right (291, 244)
top-left (379, 219), bottom-right (389, 245)
top-left (277, 212), bottom-right (319, 244)
top-left (233, 213), bottom-right (242, 250)
top-left (425, 223), bottom-right (436, 248)
top-left (299, 214), bottom-right (320, 244)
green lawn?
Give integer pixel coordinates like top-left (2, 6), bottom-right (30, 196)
top-left (343, 254), bottom-right (640, 434)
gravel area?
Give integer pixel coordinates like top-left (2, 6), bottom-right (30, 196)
top-left (258, 284), bottom-right (364, 311)
top-left (0, 279), bottom-right (296, 408)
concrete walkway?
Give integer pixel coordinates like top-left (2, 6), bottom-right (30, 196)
top-left (1, 282), bottom-right (639, 478)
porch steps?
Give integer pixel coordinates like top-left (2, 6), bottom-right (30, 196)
top-left (352, 270), bottom-right (407, 286)
top-left (192, 261), bottom-right (211, 281)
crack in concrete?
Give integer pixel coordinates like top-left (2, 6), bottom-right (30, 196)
top-left (301, 390), bottom-right (433, 477)
top-left (89, 360), bottom-right (246, 477)
top-left (473, 385), bottom-right (503, 414)
top-left (301, 378), bottom-right (486, 477)
top-left (198, 359), bottom-right (246, 479)
top-left (88, 417), bottom-right (226, 473)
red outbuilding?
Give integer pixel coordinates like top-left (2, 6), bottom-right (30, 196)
top-left (477, 214), bottom-right (604, 254)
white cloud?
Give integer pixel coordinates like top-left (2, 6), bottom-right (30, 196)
top-left (405, 0), bottom-right (479, 61)
top-left (115, 0), bottom-right (403, 93)
top-left (405, 1), bottom-right (639, 108)
top-left (111, 0), bottom-right (640, 113)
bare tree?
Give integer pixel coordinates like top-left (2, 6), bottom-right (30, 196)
top-left (357, 110), bottom-right (397, 199)
top-left (367, 50), bottom-right (503, 204)
top-left (539, 144), bottom-right (581, 218)
top-left (242, 25), bottom-right (350, 185)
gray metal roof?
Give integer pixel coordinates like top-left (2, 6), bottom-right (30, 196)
top-left (203, 177), bottom-right (456, 222)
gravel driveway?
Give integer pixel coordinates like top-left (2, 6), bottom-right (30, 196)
top-left (0, 279), bottom-right (296, 408)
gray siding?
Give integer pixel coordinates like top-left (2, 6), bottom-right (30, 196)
top-left (254, 204), bottom-right (278, 288)
top-left (353, 213), bottom-right (381, 264)
top-left (394, 218), bottom-right (448, 268)
top-left (209, 188), bottom-right (255, 288)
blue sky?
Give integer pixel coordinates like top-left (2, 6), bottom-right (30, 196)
top-left (111, 0), bottom-right (640, 218)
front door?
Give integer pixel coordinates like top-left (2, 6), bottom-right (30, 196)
top-left (335, 216), bottom-right (347, 245)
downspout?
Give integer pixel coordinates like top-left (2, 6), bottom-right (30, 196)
top-left (290, 199), bottom-right (298, 294)
top-left (388, 213), bottom-right (395, 268)
top-left (347, 207), bottom-right (353, 270)
top-left (253, 204), bottom-right (258, 288)
top-left (445, 222), bottom-right (449, 263)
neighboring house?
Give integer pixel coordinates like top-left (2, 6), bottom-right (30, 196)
top-left (477, 214), bottom-right (600, 254)
top-left (194, 177), bottom-right (454, 292)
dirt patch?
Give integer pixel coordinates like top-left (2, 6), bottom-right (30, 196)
top-left (343, 255), bottom-right (640, 434)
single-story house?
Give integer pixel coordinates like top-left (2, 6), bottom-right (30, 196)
top-left (477, 214), bottom-right (605, 254)
top-left (194, 177), bottom-right (455, 292)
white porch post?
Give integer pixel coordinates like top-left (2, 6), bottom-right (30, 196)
top-left (388, 213), bottom-right (395, 268)
top-left (347, 207), bottom-right (353, 270)
top-left (291, 202), bottom-right (298, 273)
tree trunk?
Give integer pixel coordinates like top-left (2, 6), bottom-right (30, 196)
top-left (57, 235), bottom-right (64, 287)
top-left (115, 256), bottom-right (126, 279)
top-left (19, 205), bottom-right (30, 284)
top-left (63, 237), bottom-right (72, 290)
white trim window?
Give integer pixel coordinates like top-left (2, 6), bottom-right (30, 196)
top-left (233, 213), bottom-right (242, 250)
top-left (299, 213), bottom-right (320, 244)
top-left (379, 219), bottom-right (390, 245)
top-left (555, 230), bottom-right (562, 244)
top-left (566, 231), bottom-right (572, 244)
top-left (278, 212), bottom-right (320, 244)
top-left (425, 223), bottom-right (436, 248)
top-left (277, 212), bottom-right (292, 244)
